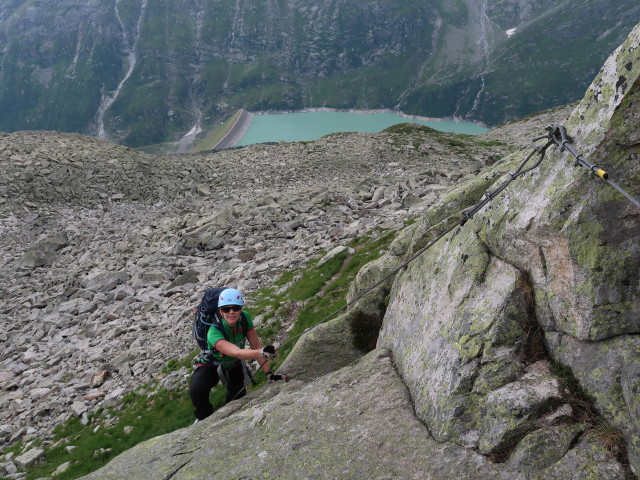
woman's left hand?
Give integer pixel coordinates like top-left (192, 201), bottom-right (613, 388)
top-left (267, 372), bottom-right (285, 383)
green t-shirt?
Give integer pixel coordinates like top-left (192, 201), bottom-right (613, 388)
top-left (206, 311), bottom-right (254, 369)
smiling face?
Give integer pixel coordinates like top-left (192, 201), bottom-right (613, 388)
top-left (219, 304), bottom-right (242, 326)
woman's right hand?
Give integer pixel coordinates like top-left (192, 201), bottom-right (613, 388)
top-left (260, 345), bottom-right (276, 360)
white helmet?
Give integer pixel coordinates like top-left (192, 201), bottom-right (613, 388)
top-left (218, 288), bottom-right (245, 307)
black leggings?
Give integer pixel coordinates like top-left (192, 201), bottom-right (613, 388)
top-left (189, 363), bottom-right (247, 420)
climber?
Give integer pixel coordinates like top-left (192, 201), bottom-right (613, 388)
top-left (189, 287), bottom-right (285, 421)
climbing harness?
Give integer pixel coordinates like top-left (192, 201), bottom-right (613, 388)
top-left (217, 360), bottom-right (255, 389)
top-left (229, 124), bottom-right (640, 398)
top-left (228, 356), bottom-right (270, 402)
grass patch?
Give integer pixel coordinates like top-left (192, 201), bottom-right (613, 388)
top-left (249, 250), bottom-right (350, 360)
top-left (382, 123), bottom-right (440, 135)
top-left (438, 137), bottom-right (468, 148)
top-left (475, 140), bottom-right (506, 147)
top-left (23, 381), bottom-right (219, 480)
top-left (161, 353), bottom-right (194, 374)
top-left (404, 216), bottom-right (418, 226)
top-left (6, 350), bottom-right (225, 480)
top-left (289, 254), bottom-right (347, 301)
top-left (275, 230), bottom-right (395, 360)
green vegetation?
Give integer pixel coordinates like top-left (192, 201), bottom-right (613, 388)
top-left (0, 1), bottom-right (636, 147)
top-left (474, 140), bottom-right (505, 147)
top-left (270, 230), bottom-right (396, 360)
top-left (17, 384), bottom-right (211, 480)
top-left (382, 123), bottom-right (480, 154)
top-left (230, 226), bottom-right (395, 367)
top-left (5, 228), bottom-right (396, 479)
top-left (382, 123), bottom-right (439, 135)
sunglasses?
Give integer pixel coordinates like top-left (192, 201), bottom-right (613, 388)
top-left (220, 305), bottom-right (242, 313)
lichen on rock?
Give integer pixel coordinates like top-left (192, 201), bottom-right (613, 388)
top-left (377, 20), bottom-right (640, 476)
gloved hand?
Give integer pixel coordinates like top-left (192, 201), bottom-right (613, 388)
top-left (260, 345), bottom-right (276, 361)
top-left (267, 372), bottom-right (285, 383)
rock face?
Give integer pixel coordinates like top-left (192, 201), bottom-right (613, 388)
top-left (79, 350), bottom-right (625, 480)
top-left (377, 21), bottom-right (640, 474)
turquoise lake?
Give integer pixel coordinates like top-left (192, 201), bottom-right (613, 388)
top-left (237, 111), bottom-right (489, 146)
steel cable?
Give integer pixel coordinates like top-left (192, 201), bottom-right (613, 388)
top-left (228, 124), bottom-right (640, 401)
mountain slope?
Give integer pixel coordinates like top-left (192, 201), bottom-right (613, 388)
top-left (0, 0), bottom-right (637, 149)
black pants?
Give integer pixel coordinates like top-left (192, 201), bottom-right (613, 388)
top-left (189, 363), bottom-right (247, 420)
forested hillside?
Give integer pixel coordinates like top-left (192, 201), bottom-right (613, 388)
top-left (0, 0), bottom-right (637, 149)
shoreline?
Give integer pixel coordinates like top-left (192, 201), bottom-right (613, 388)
top-left (215, 108), bottom-right (488, 150)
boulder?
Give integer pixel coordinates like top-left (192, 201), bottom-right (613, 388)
top-left (278, 313), bottom-right (363, 382)
top-left (538, 435), bottom-right (627, 480)
top-left (14, 447), bottom-right (44, 468)
top-left (167, 270), bottom-right (199, 289)
top-left (39, 232), bottom-right (69, 252)
top-left (79, 350), bottom-right (628, 480)
top-left (17, 248), bottom-right (57, 269)
top-left (377, 20), bottom-right (640, 475)
top-left (507, 424), bottom-right (585, 470)
top-left (475, 23), bottom-right (640, 473)
top-left (81, 272), bottom-right (129, 293)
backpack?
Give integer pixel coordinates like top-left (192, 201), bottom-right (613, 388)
top-left (192, 287), bottom-right (249, 352)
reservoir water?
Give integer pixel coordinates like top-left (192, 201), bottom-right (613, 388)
top-left (237, 111), bottom-right (489, 146)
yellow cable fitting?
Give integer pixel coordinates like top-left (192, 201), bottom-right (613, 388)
top-left (595, 168), bottom-right (608, 180)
